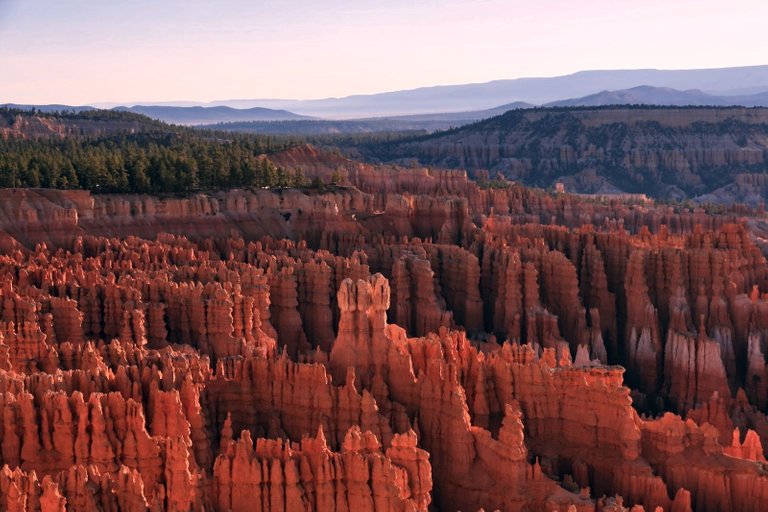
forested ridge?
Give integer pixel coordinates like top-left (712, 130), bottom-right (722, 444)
top-left (0, 108), bottom-right (314, 193)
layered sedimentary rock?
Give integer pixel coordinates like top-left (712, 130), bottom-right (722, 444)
top-left (2, 158), bottom-right (768, 512)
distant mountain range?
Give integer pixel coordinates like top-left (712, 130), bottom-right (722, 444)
top-left (112, 105), bottom-right (312, 125)
top-left (370, 102), bottom-right (534, 122)
top-left (7, 65), bottom-right (768, 124)
top-left (196, 102), bottom-right (536, 135)
top-left (2, 103), bottom-right (313, 127)
top-left (546, 85), bottom-right (768, 107)
top-left (193, 65), bottom-right (768, 118)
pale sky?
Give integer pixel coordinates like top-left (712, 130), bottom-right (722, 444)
top-left (1, 0), bottom-right (766, 105)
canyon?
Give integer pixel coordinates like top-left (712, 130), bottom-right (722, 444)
top-left (0, 150), bottom-right (766, 512)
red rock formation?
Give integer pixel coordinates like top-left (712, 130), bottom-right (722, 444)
top-left (482, 245), bottom-right (524, 339)
top-left (723, 428), bottom-right (767, 461)
top-left (581, 243), bottom-right (617, 362)
top-left (423, 244), bottom-right (483, 333)
top-left (296, 259), bottom-right (335, 352)
top-left (213, 426), bottom-right (431, 512)
top-left (663, 327), bottom-right (731, 414)
top-left (624, 251), bottom-right (662, 396)
top-left (329, 274), bottom-right (392, 388)
top-left (268, 266), bottom-right (310, 357)
top-left (1, 173), bottom-right (768, 512)
top-left (388, 253), bottom-right (452, 337)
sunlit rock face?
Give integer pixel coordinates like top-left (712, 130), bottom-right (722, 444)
top-left (2, 155), bottom-right (768, 512)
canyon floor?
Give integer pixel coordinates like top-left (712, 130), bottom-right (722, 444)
top-left (0, 151), bottom-right (768, 511)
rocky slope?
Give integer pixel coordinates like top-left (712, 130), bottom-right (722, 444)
top-left (1, 158), bottom-right (768, 510)
top-left (696, 173), bottom-right (768, 206)
top-left (361, 106), bottom-right (768, 200)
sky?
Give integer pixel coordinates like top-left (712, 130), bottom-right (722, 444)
top-left (0, 0), bottom-right (767, 105)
